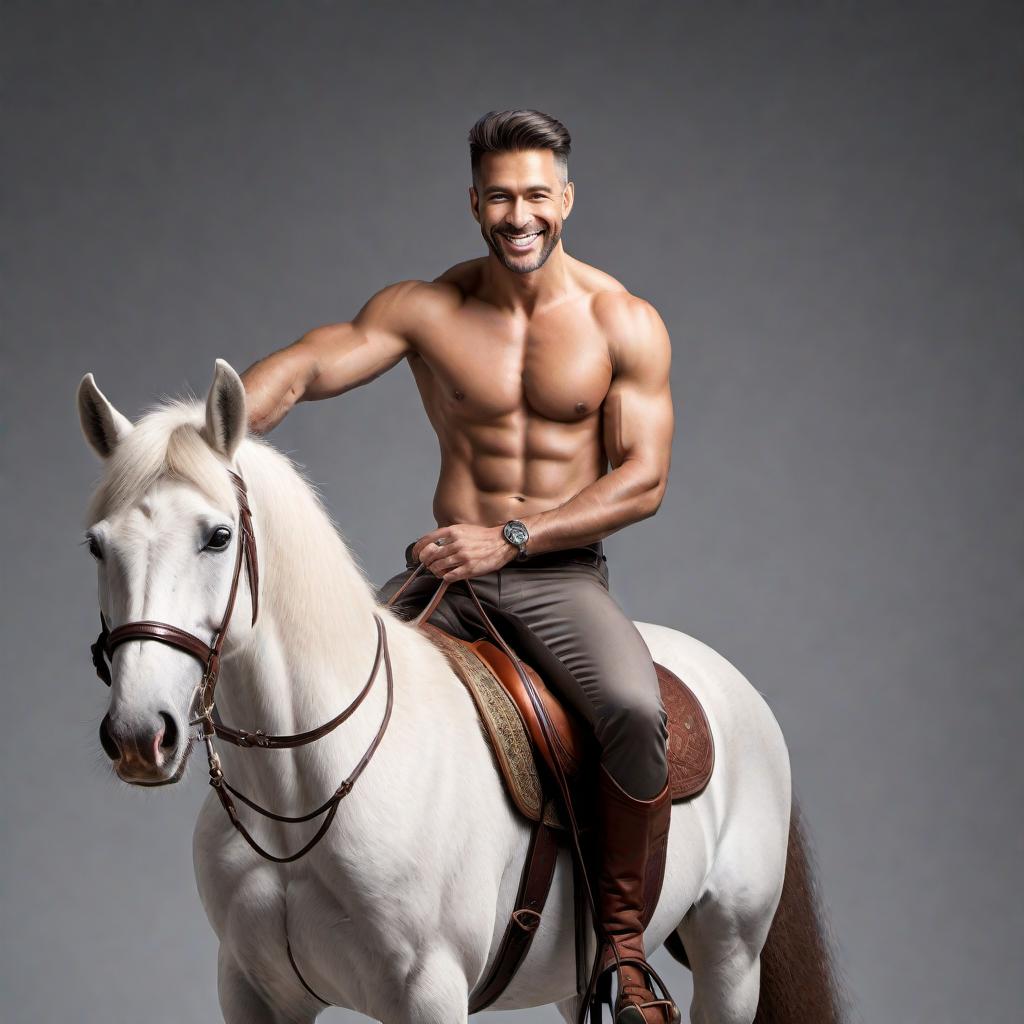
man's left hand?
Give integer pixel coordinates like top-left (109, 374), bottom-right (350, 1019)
top-left (411, 524), bottom-right (517, 581)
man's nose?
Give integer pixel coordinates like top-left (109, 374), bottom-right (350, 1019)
top-left (505, 198), bottom-right (529, 227)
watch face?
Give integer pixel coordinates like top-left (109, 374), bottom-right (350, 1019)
top-left (504, 521), bottom-right (529, 546)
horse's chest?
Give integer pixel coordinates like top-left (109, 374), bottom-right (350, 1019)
top-left (209, 859), bottom-right (404, 1012)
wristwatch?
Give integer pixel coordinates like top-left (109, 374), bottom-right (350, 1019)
top-left (502, 519), bottom-right (530, 561)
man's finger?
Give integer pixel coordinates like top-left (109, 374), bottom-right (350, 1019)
top-left (412, 528), bottom-right (451, 562)
top-left (429, 555), bottom-right (461, 576)
top-left (421, 542), bottom-right (456, 569)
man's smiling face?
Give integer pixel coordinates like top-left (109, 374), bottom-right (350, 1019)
top-left (470, 149), bottom-right (574, 274)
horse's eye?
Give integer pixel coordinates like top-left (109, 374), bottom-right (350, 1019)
top-left (204, 527), bottom-right (232, 552)
top-left (87, 536), bottom-right (103, 560)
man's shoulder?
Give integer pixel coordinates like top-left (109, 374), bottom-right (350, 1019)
top-left (376, 276), bottom-right (466, 308)
top-left (364, 276), bottom-right (469, 330)
top-left (568, 258), bottom-right (660, 326)
top-left (578, 276), bottom-right (668, 377)
top-left (377, 261), bottom-right (483, 317)
top-left (590, 287), bottom-right (665, 359)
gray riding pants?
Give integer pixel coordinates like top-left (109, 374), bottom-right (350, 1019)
top-left (376, 540), bottom-right (669, 800)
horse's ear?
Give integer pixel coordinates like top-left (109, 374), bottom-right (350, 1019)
top-left (77, 373), bottom-right (133, 459)
top-left (204, 359), bottom-right (247, 459)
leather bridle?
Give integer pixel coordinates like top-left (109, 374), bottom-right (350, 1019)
top-left (89, 468), bottom-right (395, 864)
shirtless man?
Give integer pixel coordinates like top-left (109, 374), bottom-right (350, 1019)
top-left (241, 109), bottom-right (678, 1023)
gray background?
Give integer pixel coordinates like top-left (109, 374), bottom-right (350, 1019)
top-left (2, 2), bottom-right (1021, 1022)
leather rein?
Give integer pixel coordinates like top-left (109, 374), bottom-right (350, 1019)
top-left (89, 469), bottom-right (395, 864)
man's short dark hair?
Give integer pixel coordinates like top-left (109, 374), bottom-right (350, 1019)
top-left (468, 109), bottom-right (571, 186)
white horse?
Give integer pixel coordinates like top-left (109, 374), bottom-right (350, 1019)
top-left (77, 360), bottom-right (842, 1024)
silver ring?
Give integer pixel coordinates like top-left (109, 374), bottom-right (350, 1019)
top-left (435, 538), bottom-right (445, 547)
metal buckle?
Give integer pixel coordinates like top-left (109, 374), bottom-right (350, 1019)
top-left (240, 728), bottom-right (271, 748)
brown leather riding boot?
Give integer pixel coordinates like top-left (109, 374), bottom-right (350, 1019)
top-left (596, 765), bottom-right (680, 1024)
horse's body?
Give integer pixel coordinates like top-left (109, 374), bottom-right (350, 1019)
top-left (79, 362), bottom-right (840, 1024)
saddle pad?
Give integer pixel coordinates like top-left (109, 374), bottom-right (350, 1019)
top-left (421, 624), bottom-right (561, 827)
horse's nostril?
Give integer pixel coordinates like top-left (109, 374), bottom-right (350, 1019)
top-left (159, 711), bottom-right (178, 752)
top-left (99, 714), bottom-right (119, 761)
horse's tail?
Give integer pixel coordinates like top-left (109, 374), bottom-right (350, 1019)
top-left (753, 798), bottom-right (847, 1024)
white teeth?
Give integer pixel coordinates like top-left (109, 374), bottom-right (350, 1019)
top-left (504, 232), bottom-right (540, 247)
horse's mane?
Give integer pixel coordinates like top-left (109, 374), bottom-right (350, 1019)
top-left (85, 399), bottom-right (380, 640)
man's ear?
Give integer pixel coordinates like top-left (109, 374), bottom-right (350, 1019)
top-left (561, 180), bottom-right (575, 221)
top-left (203, 359), bottom-right (247, 459)
top-left (469, 185), bottom-right (480, 223)
top-left (77, 373), bottom-right (133, 459)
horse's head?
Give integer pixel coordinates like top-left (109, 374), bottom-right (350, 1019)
top-left (78, 360), bottom-right (257, 786)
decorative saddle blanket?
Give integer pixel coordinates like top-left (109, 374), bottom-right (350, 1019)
top-left (419, 622), bottom-right (714, 826)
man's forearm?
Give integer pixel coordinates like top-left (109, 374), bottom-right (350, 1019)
top-left (240, 338), bottom-right (320, 435)
top-left (518, 461), bottom-right (665, 556)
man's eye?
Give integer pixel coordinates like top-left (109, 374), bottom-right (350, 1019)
top-left (203, 527), bottom-right (232, 552)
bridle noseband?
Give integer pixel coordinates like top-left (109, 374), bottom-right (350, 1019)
top-left (89, 468), bottom-right (394, 865)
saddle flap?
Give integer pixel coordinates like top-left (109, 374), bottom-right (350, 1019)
top-left (469, 636), bottom-right (590, 780)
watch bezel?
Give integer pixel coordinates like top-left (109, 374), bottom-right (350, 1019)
top-left (503, 519), bottom-right (529, 556)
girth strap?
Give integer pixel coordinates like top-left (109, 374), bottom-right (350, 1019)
top-left (469, 818), bottom-right (560, 1013)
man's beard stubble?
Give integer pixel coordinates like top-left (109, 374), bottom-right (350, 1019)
top-left (484, 222), bottom-right (562, 274)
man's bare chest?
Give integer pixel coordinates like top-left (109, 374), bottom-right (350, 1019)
top-left (410, 313), bottom-right (614, 425)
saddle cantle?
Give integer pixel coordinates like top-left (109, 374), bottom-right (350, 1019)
top-left (418, 621), bottom-right (715, 823)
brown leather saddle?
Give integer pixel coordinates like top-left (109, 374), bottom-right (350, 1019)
top-left (420, 622), bottom-right (714, 820)
top-left (409, 617), bottom-right (714, 1011)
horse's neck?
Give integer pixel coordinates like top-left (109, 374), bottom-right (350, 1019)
top-left (210, 447), bottom-right (389, 802)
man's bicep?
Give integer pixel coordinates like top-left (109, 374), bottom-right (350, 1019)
top-left (602, 303), bottom-right (674, 491)
top-left (303, 281), bottom-right (420, 398)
